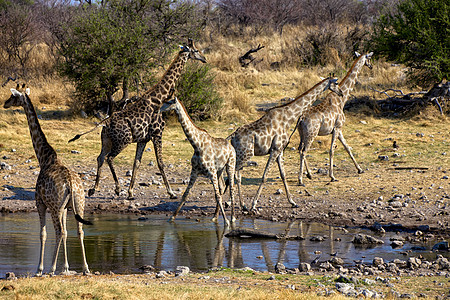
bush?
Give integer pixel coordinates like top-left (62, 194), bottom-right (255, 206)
top-left (175, 63), bottom-right (223, 121)
top-left (370, 0), bottom-right (450, 86)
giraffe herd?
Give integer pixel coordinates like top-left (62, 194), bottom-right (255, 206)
top-left (2, 38), bottom-right (374, 275)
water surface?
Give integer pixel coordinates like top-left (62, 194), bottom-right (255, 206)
top-left (0, 213), bottom-right (446, 277)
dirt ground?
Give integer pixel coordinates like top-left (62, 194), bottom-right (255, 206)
top-left (1, 150), bottom-right (449, 238)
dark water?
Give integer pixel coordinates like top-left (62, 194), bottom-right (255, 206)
top-left (0, 213), bottom-right (447, 277)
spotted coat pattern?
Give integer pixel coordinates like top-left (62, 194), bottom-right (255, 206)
top-left (297, 53), bottom-right (373, 185)
top-left (4, 86), bottom-right (90, 276)
top-left (228, 77), bottom-right (344, 211)
top-left (161, 97), bottom-right (236, 227)
top-left (88, 40), bottom-right (206, 200)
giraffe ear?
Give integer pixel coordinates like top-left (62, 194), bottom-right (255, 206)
top-left (319, 76), bottom-right (325, 80)
top-left (25, 88), bottom-right (30, 95)
top-left (367, 52), bottom-right (374, 58)
top-left (355, 51), bottom-right (361, 57)
top-left (10, 88), bottom-right (22, 97)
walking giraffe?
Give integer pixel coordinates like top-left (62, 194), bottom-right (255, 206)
top-left (228, 77), bottom-right (344, 211)
top-left (297, 52), bottom-right (373, 186)
top-left (70, 39), bottom-right (206, 200)
top-left (161, 97), bottom-right (236, 227)
top-left (4, 85), bottom-right (91, 276)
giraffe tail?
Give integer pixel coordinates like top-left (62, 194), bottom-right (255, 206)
top-left (69, 176), bottom-right (93, 225)
top-left (68, 118), bottom-right (109, 143)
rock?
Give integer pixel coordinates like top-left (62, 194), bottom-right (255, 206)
top-left (310, 236), bottom-right (325, 242)
top-left (6, 272), bottom-right (17, 280)
top-left (391, 240), bottom-right (404, 248)
top-left (393, 259), bottom-right (407, 268)
top-left (0, 162), bottom-right (12, 170)
top-left (378, 155), bottom-right (389, 161)
top-left (175, 266), bottom-right (190, 277)
top-left (407, 257), bottom-right (421, 269)
top-left (335, 282), bottom-right (358, 297)
top-left (435, 255), bottom-right (450, 270)
top-left (352, 234), bottom-right (384, 244)
top-left (432, 241), bottom-right (449, 251)
top-left (373, 257), bottom-right (384, 266)
top-left (329, 257), bottom-right (344, 266)
top-left (319, 261), bottom-right (334, 271)
top-left (299, 263), bottom-right (311, 272)
top-left (247, 161), bottom-right (258, 167)
top-left (275, 262), bottom-right (286, 274)
top-left (139, 265), bottom-right (155, 273)
top-left (125, 170), bottom-right (132, 177)
top-left (274, 189), bottom-right (283, 195)
top-left (156, 271), bottom-right (168, 278)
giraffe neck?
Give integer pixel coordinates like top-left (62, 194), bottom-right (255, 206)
top-left (142, 51), bottom-right (189, 106)
top-left (337, 56), bottom-right (366, 106)
top-left (22, 95), bottom-right (58, 169)
top-left (281, 80), bottom-right (330, 124)
top-left (173, 101), bottom-right (207, 150)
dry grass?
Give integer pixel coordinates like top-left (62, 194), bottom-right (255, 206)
top-left (0, 270), bottom-right (447, 300)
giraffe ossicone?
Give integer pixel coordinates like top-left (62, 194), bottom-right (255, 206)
top-left (4, 85), bottom-right (91, 276)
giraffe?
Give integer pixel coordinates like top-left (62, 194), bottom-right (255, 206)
top-left (227, 77), bottom-right (344, 212)
top-left (161, 97), bottom-right (236, 227)
top-left (297, 52), bottom-right (373, 186)
top-left (70, 39), bottom-right (206, 200)
top-left (4, 85), bottom-right (91, 276)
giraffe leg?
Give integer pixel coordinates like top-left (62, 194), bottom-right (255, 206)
top-left (170, 170), bottom-right (198, 221)
top-left (36, 198), bottom-right (46, 276)
top-left (152, 135), bottom-right (177, 199)
top-left (60, 209), bottom-right (70, 275)
top-left (338, 130), bottom-right (364, 174)
top-left (75, 202), bottom-right (90, 274)
top-left (49, 210), bottom-right (64, 275)
top-left (251, 151), bottom-right (277, 211)
top-left (277, 152), bottom-right (298, 208)
top-left (329, 129), bottom-right (338, 182)
top-left (235, 169), bottom-right (247, 211)
top-left (106, 154), bottom-right (121, 195)
top-left (298, 131), bottom-right (314, 185)
top-left (127, 142), bottom-right (146, 200)
top-left (211, 173), bottom-right (230, 228)
top-left (226, 161), bottom-right (236, 226)
top-left (89, 139), bottom-right (111, 197)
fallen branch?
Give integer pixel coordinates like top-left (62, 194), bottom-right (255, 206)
top-left (392, 167), bottom-right (429, 170)
top-left (239, 44), bottom-right (265, 68)
top-left (369, 87), bottom-right (426, 99)
top-left (225, 228), bottom-right (304, 240)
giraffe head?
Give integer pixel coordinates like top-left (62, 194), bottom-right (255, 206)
top-left (180, 38), bottom-right (207, 63)
top-left (4, 84), bottom-right (30, 109)
top-left (160, 96), bottom-right (179, 112)
top-left (355, 52), bottom-right (374, 70)
top-left (325, 77), bottom-right (344, 97)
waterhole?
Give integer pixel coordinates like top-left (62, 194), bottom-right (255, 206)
top-left (0, 213), bottom-right (446, 277)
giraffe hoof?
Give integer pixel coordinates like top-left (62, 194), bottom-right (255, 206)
top-left (298, 182), bottom-right (305, 187)
top-left (291, 204), bottom-right (300, 208)
top-left (241, 205), bottom-right (249, 212)
top-left (127, 196), bottom-right (135, 200)
top-left (358, 170), bottom-right (364, 174)
top-left (169, 194), bottom-right (178, 199)
top-left (306, 174), bottom-right (313, 180)
top-left (88, 189), bottom-right (95, 197)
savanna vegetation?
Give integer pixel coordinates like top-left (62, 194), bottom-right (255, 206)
top-left (0, 0), bottom-right (448, 120)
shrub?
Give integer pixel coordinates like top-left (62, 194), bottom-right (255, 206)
top-left (175, 63), bottom-right (223, 121)
top-left (370, 0), bottom-right (450, 86)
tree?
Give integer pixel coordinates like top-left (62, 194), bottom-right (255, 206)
top-left (370, 0), bottom-right (449, 86)
top-left (0, 2), bottom-right (39, 78)
top-left (58, 0), bottom-right (202, 113)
